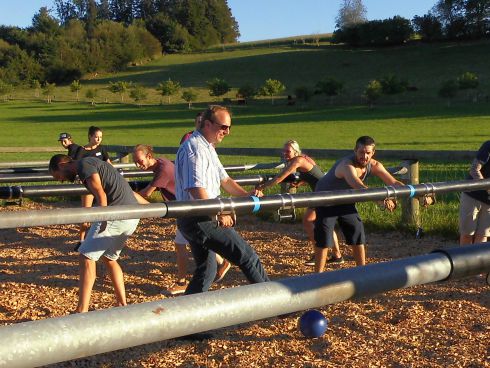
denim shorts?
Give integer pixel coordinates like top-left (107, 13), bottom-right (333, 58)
top-left (79, 219), bottom-right (139, 261)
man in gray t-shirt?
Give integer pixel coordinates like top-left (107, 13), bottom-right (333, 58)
top-left (49, 154), bottom-right (147, 313)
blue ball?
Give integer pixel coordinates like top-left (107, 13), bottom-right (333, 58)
top-left (298, 310), bottom-right (328, 338)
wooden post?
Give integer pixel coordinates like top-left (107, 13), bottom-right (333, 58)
top-left (118, 151), bottom-right (130, 164)
top-left (400, 159), bottom-right (420, 228)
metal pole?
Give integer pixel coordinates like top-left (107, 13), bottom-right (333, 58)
top-left (0, 244), bottom-right (488, 368)
top-left (1, 179), bottom-right (489, 229)
top-left (0, 174), bottom-right (287, 200)
top-left (0, 162), bottom-right (285, 175)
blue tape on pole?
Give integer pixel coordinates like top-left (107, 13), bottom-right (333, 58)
top-left (407, 185), bottom-right (416, 198)
top-left (250, 196), bottom-right (261, 213)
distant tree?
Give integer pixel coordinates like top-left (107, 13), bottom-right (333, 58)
top-left (85, 88), bottom-right (97, 105)
top-left (207, 77), bottom-right (231, 99)
top-left (42, 82), bottom-right (56, 103)
top-left (316, 77), bottom-right (343, 103)
top-left (129, 85), bottom-right (148, 106)
top-left (379, 74), bottom-right (408, 95)
top-left (412, 14), bottom-right (443, 42)
top-left (336, 0), bottom-right (367, 29)
top-left (457, 71), bottom-right (479, 101)
top-left (294, 86), bottom-right (312, 102)
top-left (363, 80), bottom-right (383, 108)
top-left (237, 85), bottom-right (257, 101)
top-left (0, 80), bottom-right (13, 101)
top-left (108, 81), bottom-right (132, 103)
top-left (259, 78), bottom-right (286, 105)
top-left (31, 7), bottom-right (60, 34)
top-left (70, 79), bottom-right (82, 101)
top-left (438, 79), bottom-right (458, 106)
top-left (30, 79), bottom-right (42, 98)
top-left (182, 89), bottom-right (198, 109)
top-left (156, 79), bottom-right (181, 104)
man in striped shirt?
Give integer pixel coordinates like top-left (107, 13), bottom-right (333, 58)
top-left (175, 105), bottom-right (270, 294)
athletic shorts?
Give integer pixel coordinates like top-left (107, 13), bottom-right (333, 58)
top-left (459, 193), bottom-right (490, 237)
top-left (79, 219), bottom-right (139, 261)
top-left (314, 204), bottom-right (365, 248)
top-left (174, 228), bottom-right (188, 245)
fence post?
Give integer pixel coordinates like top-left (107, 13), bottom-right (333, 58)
top-left (400, 159), bottom-right (420, 228)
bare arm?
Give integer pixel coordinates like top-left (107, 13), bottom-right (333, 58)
top-left (84, 174), bottom-right (107, 207)
top-left (259, 157), bottom-right (310, 190)
top-left (221, 177), bottom-right (252, 196)
top-left (469, 159), bottom-right (484, 180)
top-left (133, 191), bottom-right (150, 204)
top-left (371, 160), bottom-right (404, 186)
top-left (336, 161), bottom-right (368, 189)
top-left (138, 184), bottom-right (157, 199)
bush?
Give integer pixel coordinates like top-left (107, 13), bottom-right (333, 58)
top-left (129, 85), bottom-right (148, 106)
top-left (259, 78), bottom-right (286, 105)
top-left (379, 74), bottom-right (408, 95)
top-left (438, 80), bottom-right (458, 106)
top-left (207, 77), bottom-right (230, 98)
top-left (363, 80), bottom-right (383, 107)
top-left (157, 79), bottom-right (181, 104)
top-left (457, 72), bottom-right (478, 90)
top-left (316, 77), bottom-right (343, 103)
top-left (237, 85), bottom-right (257, 100)
top-left (182, 89), bottom-right (197, 109)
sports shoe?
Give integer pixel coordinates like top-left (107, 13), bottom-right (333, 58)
top-left (327, 255), bottom-right (344, 264)
top-left (215, 259), bottom-right (231, 283)
top-left (304, 255), bottom-right (315, 266)
top-left (167, 280), bottom-right (188, 295)
top-left (74, 241), bottom-right (82, 252)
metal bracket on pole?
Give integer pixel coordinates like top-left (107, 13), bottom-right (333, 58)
top-left (380, 185), bottom-right (398, 211)
top-left (216, 197), bottom-right (237, 227)
top-left (274, 193), bottom-right (296, 222)
top-left (421, 183), bottom-right (436, 207)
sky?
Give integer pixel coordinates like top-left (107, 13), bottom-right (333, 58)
top-left (0, 0), bottom-right (436, 42)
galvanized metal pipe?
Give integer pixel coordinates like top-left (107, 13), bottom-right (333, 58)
top-left (0, 244), bottom-right (488, 368)
top-left (0, 174), bottom-right (287, 200)
top-left (1, 179), bottom-right (489, 229)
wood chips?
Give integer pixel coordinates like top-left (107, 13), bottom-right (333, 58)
top-left (0, 202), bottom-right (489, 367)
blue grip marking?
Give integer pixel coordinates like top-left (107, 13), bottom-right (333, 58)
top-left (250, 196), bottom-right (261, 213)
top-left (407, 185), bottom-right (416, 198)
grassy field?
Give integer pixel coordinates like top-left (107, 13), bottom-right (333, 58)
top-left (7, 38), bottom-right (490, 106)
top-left (2, 39), bottom-right (489, 237)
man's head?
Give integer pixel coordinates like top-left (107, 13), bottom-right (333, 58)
top-left (49, 154), bottom-right (77, 182)
top-left (354, 136), bottom-right (376, 167)
top-left (58, 133), bottom-right (73, 149)
top-left (133, 144), bottom-right (156, 170)
top-left (199, 105), bottom-right (231, 144)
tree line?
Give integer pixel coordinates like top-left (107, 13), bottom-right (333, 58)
top-left (334, 0), bottom-right (490, 46)
top-left (0, 0), bottom-right (238, 86)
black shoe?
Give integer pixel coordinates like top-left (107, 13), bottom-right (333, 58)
top-left (327, 255), bottom-right (344, 264)
top-left (304, 255), bottom-right (315, 266)
top-left (74, 241), bottom-right (82, 252)
top-left (175, 332), bottom-right (215, 341)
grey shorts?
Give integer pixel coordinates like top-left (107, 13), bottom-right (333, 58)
top-left (79, 219), bottom-right (139, 261)
top-left (459, 193), bottom-right (490, 237)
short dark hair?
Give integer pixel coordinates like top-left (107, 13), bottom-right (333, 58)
top-left (355, 136), bottom-right (376, 150)
top-left (201, 105), bottom-right (230, 128)
top-left (49, 154), bottom-right (72, 173)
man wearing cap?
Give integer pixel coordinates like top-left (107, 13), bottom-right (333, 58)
top-left (58, 133), bottom-right (81, 159)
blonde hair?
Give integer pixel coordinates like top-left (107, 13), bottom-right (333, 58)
top-left (284, 140), bottom-right (301, 156)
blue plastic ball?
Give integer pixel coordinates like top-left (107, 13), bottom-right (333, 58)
top-left (298, 310), bottom-right (328, 338)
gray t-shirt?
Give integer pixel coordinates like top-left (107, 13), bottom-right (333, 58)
top-left (78, 157), bottom-right (137, 206)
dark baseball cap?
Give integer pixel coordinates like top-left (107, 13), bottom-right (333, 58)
top-left (58, 133), bottom-right (71, 141)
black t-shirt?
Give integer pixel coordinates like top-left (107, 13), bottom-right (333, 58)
top-left (77, 157), bottom-right (137, 206)
top-left (465, 140), bottom-right (490, 204)
top-left (75, 145), bottom-right (110, 161)
top-left (66, 143), bottom-right (81, 159)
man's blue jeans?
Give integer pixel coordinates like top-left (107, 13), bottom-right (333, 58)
top-left (178, 216), bottom-right (270, 294)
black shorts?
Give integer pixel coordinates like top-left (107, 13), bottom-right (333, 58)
top-left (314, 204), bottom-right (366, 248)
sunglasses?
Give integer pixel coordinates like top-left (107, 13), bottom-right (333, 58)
top-left (211, 120), bottom-right (231, 131)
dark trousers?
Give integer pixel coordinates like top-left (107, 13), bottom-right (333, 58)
top-left (178, 216), bottom-right (270, 294)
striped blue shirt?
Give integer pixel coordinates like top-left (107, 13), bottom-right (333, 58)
top-left (175, 130), bottom-right (229, 201)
